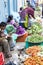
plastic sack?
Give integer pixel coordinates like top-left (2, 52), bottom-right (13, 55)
top-left (11, 34), bottom-right (18, 40)
top-left (6, 24), bottom-right (16, 34)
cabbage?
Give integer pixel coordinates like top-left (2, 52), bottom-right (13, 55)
top-left (28, 34), bottom-right (43, 43)
top-left (27, 22), bottom-right (42, 34)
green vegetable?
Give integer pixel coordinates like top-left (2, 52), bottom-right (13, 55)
top-left (35, 7), bottom-right (40, 11)
top-left (28, 34), bottom-right (43, 43)
top-left (27, 22), bottom-right (42, 34)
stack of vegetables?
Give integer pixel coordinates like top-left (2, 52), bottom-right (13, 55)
top-left (24, 56), bottom-right (43, 65)
top-left (28, 34), bottom-right (43, 43)
top-left (26, 46), bottom-right (41, 56)
top-left (37, 46), bottom-right (43, 57)
top-left (25, 34), bottom-right (43, 48)
top-left (24, 18), bottom-right (43, 65)
top-left (25, 38), bottom-right (43, 65)
top-left (24, 46), bottom-right (43, 65)
top-left (26, 46), bottom-right (43, 56)
top-left (27, 22), bottom-right (42, 34)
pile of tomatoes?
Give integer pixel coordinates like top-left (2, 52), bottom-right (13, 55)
top-left (24, 56), bottom-right (43, 65)
top-left (26, 46), bottom-right (41, 56)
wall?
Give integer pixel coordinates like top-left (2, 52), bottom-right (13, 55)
top-left (0, 0), bottom-right (8, 22)
top-left (17, 0), bottom-right (22, 12)
top-left (9, 0), bottom-right (23, 13)
top-left (0, 0), bottom-right (25, 22)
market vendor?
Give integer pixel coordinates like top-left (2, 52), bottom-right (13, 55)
top-left (0, 22), bottom-right (17, 51)
top-left (19, 3), bottom-right (34, 29)
top-left (7, 15), bottom-right (25, 35)
top-left (19, 1), bottom-right (34, 21)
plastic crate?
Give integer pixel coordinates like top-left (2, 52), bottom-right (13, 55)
top-left (0, 52), bottom-right (4, 65)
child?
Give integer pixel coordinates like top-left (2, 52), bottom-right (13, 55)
top-left (0, 22), bottom-right (12, 58)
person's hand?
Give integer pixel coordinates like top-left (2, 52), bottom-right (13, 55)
top-left (5, 34), bottom-right (11, 39)
top-left (7, 34), bottom-right (11, 37)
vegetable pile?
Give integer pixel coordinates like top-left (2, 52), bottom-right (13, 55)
top-left (24, 56), bottom-right (43, 65)
top-left (26, 46), bottom-right (41, 56)
top-left (28, 34), bottom-right (43, 43)
top-left (27, 22), bottom-right (42, 34)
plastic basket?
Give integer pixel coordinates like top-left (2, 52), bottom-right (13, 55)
top-left (25, 36), bottom-right (43, 48)
top-left (0, 52), bottom-right (4, 65)
top-left (16, 32), bottom-right (28, 42)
